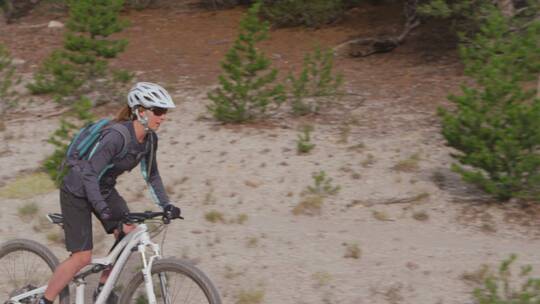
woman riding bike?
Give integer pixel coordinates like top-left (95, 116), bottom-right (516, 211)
top-left (37, 82), bottom-right (181, 304)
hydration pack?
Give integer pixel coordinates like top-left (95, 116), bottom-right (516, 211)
top-left (62, 118), bottom-right (131, 181)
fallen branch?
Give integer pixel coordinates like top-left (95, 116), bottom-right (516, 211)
top-left (334, 0), bottom-right (421, 57)
top-left (347, 193), bottom-right (429, 208)
top-left (7, 107), bottom-right (71, 124)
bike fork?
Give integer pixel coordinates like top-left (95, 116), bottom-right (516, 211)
top-left (139, 239), bottom-right (161, 304)
top-left (158, 272), bottom-right (171, 304)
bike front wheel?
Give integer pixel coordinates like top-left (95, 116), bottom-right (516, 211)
top-left (119, 258), bottom-right (221, 304)
top-left (0, 239), bottom-right (70, 304)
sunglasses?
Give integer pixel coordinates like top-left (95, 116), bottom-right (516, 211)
top-left (149, 107), bottom-right (168, 116)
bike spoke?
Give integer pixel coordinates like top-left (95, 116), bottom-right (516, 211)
top-left (126, 269), bottom-right (212, 304)
top-left (0, 250), bottom-right (52, 300)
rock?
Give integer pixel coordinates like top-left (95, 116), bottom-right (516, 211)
top-left (48, 21), bottom-right (64, 28)
top-left (12, 58), bottom-right (25, 66)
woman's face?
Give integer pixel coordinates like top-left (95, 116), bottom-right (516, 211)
top-left (144, 107), bottom-right (168, 131)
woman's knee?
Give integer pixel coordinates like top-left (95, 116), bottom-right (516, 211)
top-left (71, 250), bottom-right (92, 267)
top-left (123, 224), bottom-right (136, 234)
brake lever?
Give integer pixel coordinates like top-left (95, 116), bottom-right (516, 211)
top-left (162, 216), bottom-right (171, 225)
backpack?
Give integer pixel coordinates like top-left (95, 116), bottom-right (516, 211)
top-left (61, 118), bottom-right (131, 182)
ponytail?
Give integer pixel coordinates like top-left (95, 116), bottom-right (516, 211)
top-left (115, 105), bottom-right (133, 122)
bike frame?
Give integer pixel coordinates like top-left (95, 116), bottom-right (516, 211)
top-left (8, 224), bottom-right (164, 304)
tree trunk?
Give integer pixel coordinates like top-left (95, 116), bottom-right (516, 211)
top-left (3, 0), bottom-right (41, 23)
top-left (537, 74), bottom-right (540, 99)
top-left (498, 0), bottom-right (515, 17)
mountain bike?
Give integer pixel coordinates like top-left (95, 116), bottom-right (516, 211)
top-left (0, 211), bottom-right (222, 304)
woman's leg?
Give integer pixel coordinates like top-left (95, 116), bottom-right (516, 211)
top-left (46, 190), bottom-right (95, 300)
top-left (97, 188), bottom-right (133, 285)
top-left (98, 224), bottom-right (136, 284)
top-left (43, 250), bottom-right (92, 300)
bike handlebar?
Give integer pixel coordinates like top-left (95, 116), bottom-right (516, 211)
top-left (122, 211), bottom-right (183, 224)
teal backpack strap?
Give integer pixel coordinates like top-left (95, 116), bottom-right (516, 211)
top-left (78, 119), bottom-right (110, 158)
top-left (109, 123), bottom-right (131, 159)
top-left (94, 122), bottom-right (131, 181)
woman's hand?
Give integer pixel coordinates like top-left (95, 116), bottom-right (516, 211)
top-left (164, 204), bottom-right (181, 219)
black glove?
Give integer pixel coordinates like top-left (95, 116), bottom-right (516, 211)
top-left (164, 204), bottom-right (181, 219)
top-left (98, 206), bottom-right (114, 221)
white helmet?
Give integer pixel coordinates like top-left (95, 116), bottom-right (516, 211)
top-left (127, 82), bottom-right (176, 109)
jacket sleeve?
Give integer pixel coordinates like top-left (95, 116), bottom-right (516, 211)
top-left (79, 130), bottom-right (124, 211)
top-left (141, 132), bottom-right (170, 208)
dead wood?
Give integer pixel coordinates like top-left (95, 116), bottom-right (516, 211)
top-left (334, 0), bottom-right (421, 57)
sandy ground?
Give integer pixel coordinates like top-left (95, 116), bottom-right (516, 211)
top-left (1, 3), bottom-right (540, 304)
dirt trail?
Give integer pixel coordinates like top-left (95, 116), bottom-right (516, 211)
top-left (1, 3), bottom-right (539, 304)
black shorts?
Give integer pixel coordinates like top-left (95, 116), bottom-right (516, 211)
top-left (60, 188), bottom-right (129, 253)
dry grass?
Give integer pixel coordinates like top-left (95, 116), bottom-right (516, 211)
top-left (312, 271), bottom-right (332, 288)
top-left (235, 213), bottom-right (248, 224)
top-left (235, 289), bottom-right (264, 304)
top-left (0, 172), bottom-right (56, 199)
top-left (32, 215), bottom-right (53, 233)
top-left (412, 210), bottom-right (429, 221)
top-left (343, 243), bottom-right (361, 259)
top-left (411, 192), bottom-right (430, 202)
top-left (337, 124), bottom-right (351, 144)
top-left (46, 231), bottom-right (64, 245)
top-left (347, 143), bottom-right (365, 152)
top-left (370, 283), bottom-right (404, 304)
top-left (361, 154), bottom-right (376, 168)
top-left (203, 187), bottom-right (216, 205)
top-left (372, 210), bottom-right (391, 221)
top-left (224, 265), bottom-right (244, 280)
top-left (205, 210), bottom-right (225, 223)
top-left (17, 202), bottom-right (39, 220)
top-left (392, 153), bottom-right (421, 172)
top-left (292, 195), bottom-right (324, 216)
top-left (246, 237), bottom-right (258, 248)
top-left (460, 264), bottom-right (490, 285)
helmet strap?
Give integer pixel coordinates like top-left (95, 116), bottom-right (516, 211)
top-left (133, 108), bottom-right (150, 133)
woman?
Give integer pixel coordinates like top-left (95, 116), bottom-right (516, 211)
top-left (38, 82), bottom-right (181, 304)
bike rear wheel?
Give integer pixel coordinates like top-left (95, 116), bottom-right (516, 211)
top-left (119, 258), bottom-right (221, 304)
top-left (0, 239), bottom-right (69, 304)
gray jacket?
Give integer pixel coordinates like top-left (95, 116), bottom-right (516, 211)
top-left (61, 121), bottom-right (170, 212)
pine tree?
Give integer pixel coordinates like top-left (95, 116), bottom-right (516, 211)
top-left (28, 0), bottom-right (129, 103)
top-left (439, 5), bottom-right (540, 201)
top-left (30, 0), bottom-right (130, 183)
top-left (288, 46), bottom-right (343, 115)
top-left (207, 0), bottom-right (285, 123)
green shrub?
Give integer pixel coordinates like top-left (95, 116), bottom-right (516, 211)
top-left (43, 97), bottom-right (95, 185)
top-left (28, 0), bottom-right (128, 103)
top-left (296, 125), bottom-right (315, 154)
top-left (112, 69), bottom-right (134, 83)
top-left (261, 0), bottom-right (344, 28)
top-left (33, 0), bottom-right (130, 183)
top-left (207, 0), bottom-right (285, 123)
top-left (439, 6), bottom-right (540, 201)
top-left (473, 255), bottom-right (540, 304)
top-left (288, 47), bottom-right (343, 115)
top-left (0, 43), bottom-right (19, 114)
top-left (306, 171), bottom-right (340, 196)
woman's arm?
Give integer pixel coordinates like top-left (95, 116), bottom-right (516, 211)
top-left (142, 132), bottom-right (170, 208)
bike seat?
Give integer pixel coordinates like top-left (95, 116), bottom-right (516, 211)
top-left (47, 213), bottom-right (64, 225)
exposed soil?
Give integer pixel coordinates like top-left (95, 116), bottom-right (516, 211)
top-left (1, 2), bottom-right (539, 304)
